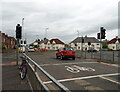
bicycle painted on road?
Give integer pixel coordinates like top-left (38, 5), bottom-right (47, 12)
top-left (65, 65), bottom-right (95, 73)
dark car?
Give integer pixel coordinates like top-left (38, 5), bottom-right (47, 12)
top-left (87, 49), bottom-right (98, 52)
top-left (56, 47), bottom-right (76, 60)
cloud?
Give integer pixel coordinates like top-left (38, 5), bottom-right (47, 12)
top-left (1, 0), bottom-right (119, 44)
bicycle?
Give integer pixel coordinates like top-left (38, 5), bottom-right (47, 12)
top-left (19, 56), bottom-right (27, 80)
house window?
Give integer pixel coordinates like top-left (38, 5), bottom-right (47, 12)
top-left (78, 47), bottom-right (80, 49)
top-left (56, 47), bottom-right (58, 50)
top-left (48, 47), bottom-right (50, 49)
top-left (97, 43), bottom-right (99, 45)
top-left (75, 44), bottom-right (77, 46)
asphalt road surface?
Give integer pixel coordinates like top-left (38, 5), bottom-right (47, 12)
top-left (26, 51), bottom-right (120, 91)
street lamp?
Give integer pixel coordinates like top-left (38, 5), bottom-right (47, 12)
top-left (77, 30), bottom-right (80, 50)
top-left (22, 18), bottom-right (24, 39)
top-left (77, 30), bottom-right (79, 37)
top-left (45, 28), bottom-right (49, 38)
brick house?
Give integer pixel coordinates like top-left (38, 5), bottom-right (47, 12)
top-left (0, 31), bottom-right (16, 49)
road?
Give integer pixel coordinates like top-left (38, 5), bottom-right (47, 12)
top-left (26, 51), bottom-right (120, 91)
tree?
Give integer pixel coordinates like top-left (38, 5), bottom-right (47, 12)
top-left (102, 43), bottom-right (108, 48)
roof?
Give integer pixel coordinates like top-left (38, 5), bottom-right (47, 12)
top-left (70, 36), bottom-right (100, 43)
top-left (34, 38), bottom-right (49, 44)
top-left (107, 38), bottom-right (120, 44)
top-left (50, 39), bottom-right (64, 44)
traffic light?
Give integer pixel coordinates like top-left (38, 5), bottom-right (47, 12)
top-left (88, 42), bottom-right (91, 45)
top-left (21, 40), bottom-right (23, 44)
top-left (97, 33), bottom-right (100, 39)
top-left (24, 40), bottom-right (26, 44)
top-left (100, 27), bottom-right (106, 39)
top-left (16, 24), bottom-right (22, 39)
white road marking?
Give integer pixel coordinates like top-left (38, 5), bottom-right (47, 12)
top-left (65, 65), bottom-right (95, 73)
top-left (43, 73), bottom-right (120, 84)
top-left (100, 62), bottom-right (120, 68)
top-left (99, 76), bottom-right (120, 85)
top-left (40, 62), bottom-right (98, 67)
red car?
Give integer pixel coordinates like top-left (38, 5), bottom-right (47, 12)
top-left (56, 47), bottom-right (76, 60)
top-left (39, 49), bottom-right (48, 51)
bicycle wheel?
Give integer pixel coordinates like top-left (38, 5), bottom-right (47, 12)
top-left (20, 66), bottom-right (27, 80)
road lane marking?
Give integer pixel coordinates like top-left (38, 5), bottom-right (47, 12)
top-left (43, 73), bottom-right (120, 84)
top-left (40, 62), bottom-right (98, 67)
top-left (98, 76), bottom-right (120, 85)
top-left (100, 62), bottom-right (120, 68)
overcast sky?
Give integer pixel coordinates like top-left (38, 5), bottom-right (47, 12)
top-left (1, 0), bottom-right (119, 44)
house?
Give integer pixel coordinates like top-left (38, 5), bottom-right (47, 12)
top-left (48, 38), bottom-right (65, 50)
top-left (37, 38), bottom-right (65, 50)
top-left (70, 35), bottom-right (100, 51)
top-left (107, 36), bottom-right (120, 50)
top-left (39, 38), bottom-right (49, 49)
top-left (0, 31), bottom-right (16, 49)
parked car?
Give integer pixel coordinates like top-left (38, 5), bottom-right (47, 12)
top-left (28, 46), bottom-right (35, 52)
top-left (34, 48), bottom-right (39, 51)
top-left (56, 47), bottom-right (76, 60)
top-left (19, 45), bottom-right (25, 53)
top-left (102, 48), bottom-right (107, 51)
top-left (87, 49), bottom-right (98, 52)
top-left (39, 49), bottom-right (48, 51)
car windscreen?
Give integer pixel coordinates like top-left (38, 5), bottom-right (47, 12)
top-left (64, 48), bottom-right (74, 51)
top-left (29, 47), bottom-right (33, 49)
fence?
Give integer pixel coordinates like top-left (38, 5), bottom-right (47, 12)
top-left (76, 51), bottom-right (120, 63)
top-left (23, 53), bottom-right (71, 92)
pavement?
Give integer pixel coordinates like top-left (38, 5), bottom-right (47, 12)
top-left (1, 49), bottom-right (32, 92)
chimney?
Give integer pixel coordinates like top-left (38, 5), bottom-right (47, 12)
top-left (44, 38), bottom-right (46, 41)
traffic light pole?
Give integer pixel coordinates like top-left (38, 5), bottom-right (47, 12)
top-left (16, 24), bottom-right (22, 65)
top-left (98, 27), bottom-right (106, 61)
top-left (100, 38), bottom-right (102, 61)
top-left (16, 39), bottom-right (19, 65)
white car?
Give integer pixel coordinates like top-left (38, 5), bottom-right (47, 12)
top-left (28, 46), bottom-right (35, 52)
top-left (19, 46), bottom-right (25, 53)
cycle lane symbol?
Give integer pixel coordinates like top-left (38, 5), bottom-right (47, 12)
top-left (65, 65), bottom-right (95, 73)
